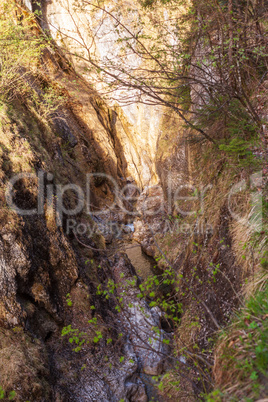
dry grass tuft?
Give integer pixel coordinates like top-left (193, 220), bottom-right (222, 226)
top-left (0, 327), bottom-right (51, 401)
top-left (212, 279), bottom-right (268, 401)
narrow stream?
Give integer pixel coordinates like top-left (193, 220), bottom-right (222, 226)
top-left (105, 222), bottom-right (168, 402)
top-left (123, 240), bottom-right (165, 402)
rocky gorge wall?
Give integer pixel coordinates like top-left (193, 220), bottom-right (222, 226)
top-left (0, 3), bottom-right (226, 401)
top-left (0, 23), bottom-right (173, 398)
top-left (23, 0), bottom-right (189, 189)
top-left (1, 1), bottom-right (266, 401)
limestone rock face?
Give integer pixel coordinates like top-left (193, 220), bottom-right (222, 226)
top-left (24, 0), bottom-right (184, 188)
top-left (0, 217), bottom-right (78, 329)
top-left (43, 0), bottom-right (161, 186)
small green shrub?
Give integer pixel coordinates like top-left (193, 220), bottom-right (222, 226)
top-left (219, 138), bottom-right (257, 167)
top-left (0, 386), bottom-right (16, 401)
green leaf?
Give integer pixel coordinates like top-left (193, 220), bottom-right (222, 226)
top-left (250, 371), bottom-right (258, 381)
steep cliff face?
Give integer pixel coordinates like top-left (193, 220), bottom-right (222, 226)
top-left (23, 0), bottom-right (188, 188)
